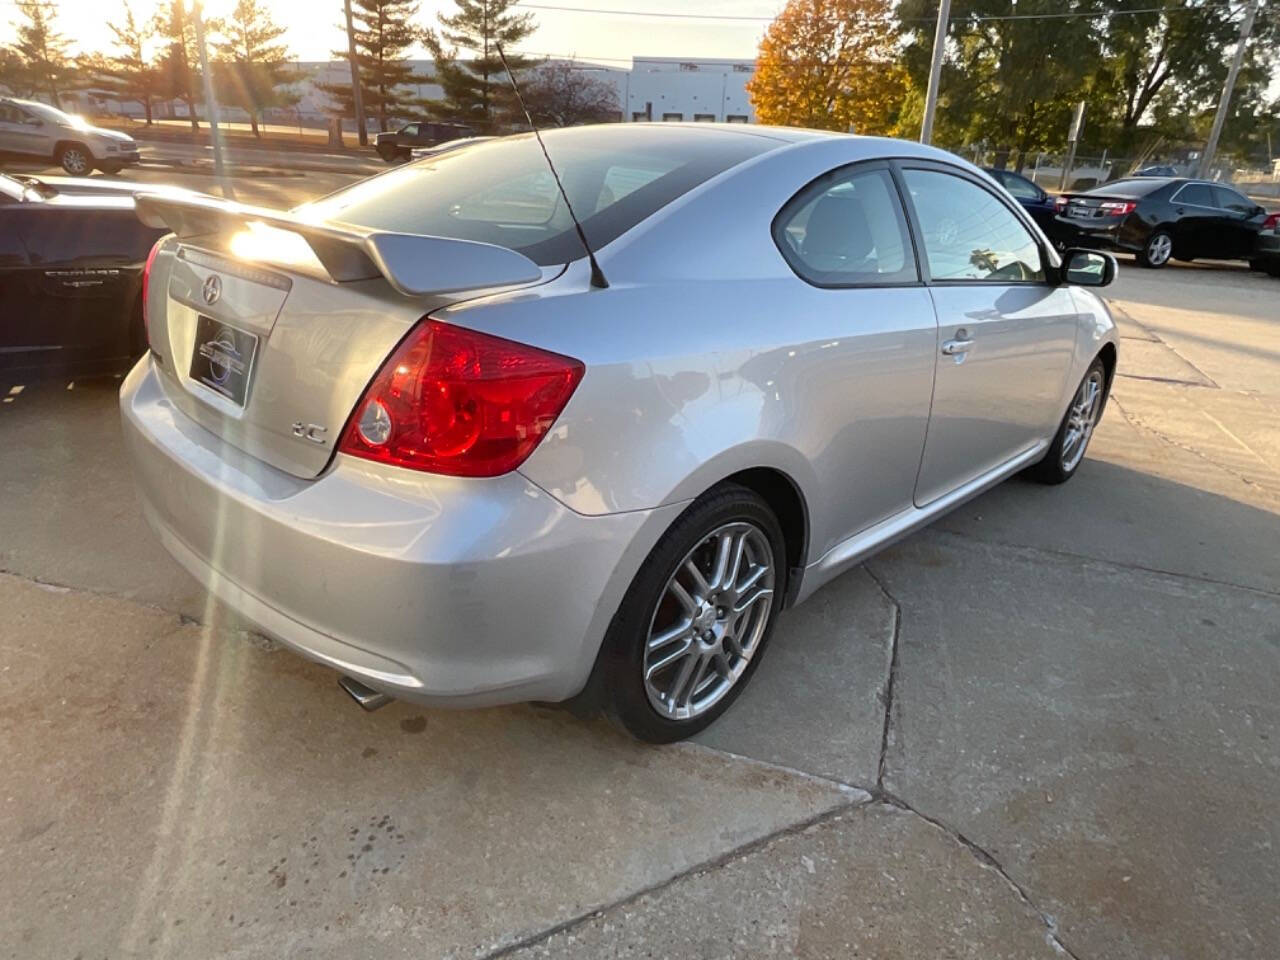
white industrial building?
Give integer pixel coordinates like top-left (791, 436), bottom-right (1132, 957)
top-left (60, 55), bottom-right (759, 128)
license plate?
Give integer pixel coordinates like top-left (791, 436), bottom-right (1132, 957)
top-left (189, 315), bottom-right (259, 407)
top-left (1068, 206), bottom-right (1092, 218)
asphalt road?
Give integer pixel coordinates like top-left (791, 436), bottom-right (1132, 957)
top-left (1, 172), bottom-right (1277, 959)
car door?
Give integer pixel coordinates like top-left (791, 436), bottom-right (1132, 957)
top-left (772, 160), bottom-right (939, 543)
top-left (0, 203), bottom-right (37, 374)
top-left (1167, 182), bottom-right (1219, 258)
top-left (1212, 185), bottom-right (1265, 260)
top-left (0, 101), bottom-right (31, 155)
top-left (897, 162), bottom-right (1080, 506)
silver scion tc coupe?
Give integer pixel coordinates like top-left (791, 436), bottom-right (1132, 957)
top-left (121, 124), bottom-right (1119, 742)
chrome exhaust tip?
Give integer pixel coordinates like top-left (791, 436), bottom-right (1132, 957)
top-left (338, 675), bottom-right (394, 711)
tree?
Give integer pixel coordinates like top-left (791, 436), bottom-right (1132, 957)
top-left (7, 1), bottom-right (76, 106)
top-left (511, 59), bottom-right (620, 127)
top-left (747, 0), bottom-right (908, 135)
top-left (897, 0), bottom-right (1100, 168)
top-left (423, 0), bottom-right (536, 129)
top-left (212, 0), bottom-right (295, 137)
top-left (318, 0), bottom-right (419, 132)
top-left (153, 0), bottom-right (201, 129)
top-left (80, 3), bottom-right (160, 124)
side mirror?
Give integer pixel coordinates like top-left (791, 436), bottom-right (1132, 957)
top-left (1061, 248), bottom-right (1117, 287)
top-left (23, 117), bottom-right (42, 127)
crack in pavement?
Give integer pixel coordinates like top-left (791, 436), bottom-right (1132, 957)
top-left (878, 792), bottom-right (1085, 960)
top-left (926, 527), bottom-right (1280, 600)
top-left (1110, 395), bottom-right (1280, 499)
top-left (862, 563), bottom-right (902, 792)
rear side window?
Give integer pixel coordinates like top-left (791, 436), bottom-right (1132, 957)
top-left (298, 126), bottom-right (774, 266)
top-left (774, 166), bottom-right (917, 286)
top-left (903, 169), bottom-right (1044, 283)
top-left (1175, 183), bottom-right (1215, 207)
top-left (1000, 172), bottom-right (1041, 201)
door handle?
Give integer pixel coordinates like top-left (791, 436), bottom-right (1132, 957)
top-left (941, 333), bottom-right (974, 356)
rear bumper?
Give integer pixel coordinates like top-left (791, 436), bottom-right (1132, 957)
top-left (119, 355), bottom-right (680, 706)
top-left (1052, 214), bottom-right (1144, 253)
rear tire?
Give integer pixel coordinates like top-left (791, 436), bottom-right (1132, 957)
top-left (1136, 229), bottom-right (1173, 268)
top-left (57, 143), bottom-right (92, 176)
top-left (590, 484), bottom-right (787, 743)
top-left (1026, 358), bottom-right (1107, 485)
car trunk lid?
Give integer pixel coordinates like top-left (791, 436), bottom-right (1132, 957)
top-left (135, 192), bottom-right (549, 479)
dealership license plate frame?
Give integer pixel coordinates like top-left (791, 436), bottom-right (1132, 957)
top-left (188, 314), bottom-right (260, 407)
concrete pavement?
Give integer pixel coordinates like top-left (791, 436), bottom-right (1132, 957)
top-left (1, 209), bottom-right (1277, 956)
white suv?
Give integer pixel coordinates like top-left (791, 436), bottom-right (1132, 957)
top-left (0, 97), bottom-right (141, 175)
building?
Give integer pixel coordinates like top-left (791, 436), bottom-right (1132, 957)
top-left (59, 55), bottom-right (759, 129)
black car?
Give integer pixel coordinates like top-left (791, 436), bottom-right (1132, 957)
top-left (374, 121), bottom-right (476, 162)
top-left (983, 167), bottom-right (1060, 237)
top-left (0, 173), bottom-right (173, 379)
top-left (1053, 177), bottom-right (1273, 268)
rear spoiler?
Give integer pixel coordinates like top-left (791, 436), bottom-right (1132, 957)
top-left (133, 192), bottom-right (543, 297)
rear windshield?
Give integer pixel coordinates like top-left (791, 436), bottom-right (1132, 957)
top-left (1085, 178), bottom-right (1170, 197)
top-left (299, 125), bottom-right (777, 266)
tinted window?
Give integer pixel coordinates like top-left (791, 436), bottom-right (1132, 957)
top-left (1175, 183), bottom-right (1215, 207)
top-left (1000, 171), bottom-right (1041, 201)
top-left (903, 169), bottom-right (1044, 282)
top-left (1212, 186), bottom-right (1254, 213)
top-left (299, 126), bottom-right (773, 266)
top-left (775, 166), bottom-right (916, 286)
top-left (400, 124), bottom-right (419, 137)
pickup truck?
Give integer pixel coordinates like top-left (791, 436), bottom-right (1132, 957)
top-left (374, 121), bottom-right (476, 162)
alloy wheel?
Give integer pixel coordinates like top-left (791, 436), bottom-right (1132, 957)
top-left (61, 148), bottom-right (89, 175)
top-left (643, 521), bottom-right (776, 721)
top-left (1061, 368), bottom-right (1104, 472)
top-left (1146, 233), bottom-right (1172, 266)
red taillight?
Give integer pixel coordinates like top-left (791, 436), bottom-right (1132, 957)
top-left (1263, 212), bottom-right (1280, 231)
top-left (1054, 195), bottom-right (1068, 210)
top-left (141, 239), bottom-right (163, 346)
top-left (1099, 201), bottom-right (1136, 216)
top-left (338, 319), bottom-right (585, 477)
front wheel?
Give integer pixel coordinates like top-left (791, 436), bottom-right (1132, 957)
top-left (1026, 359), bottom-right (1107, 485)
top-left (57, 143), bottom-right (91, 175)
top-left (593, 485), bottom-right (787, 743)
top-left (1137, 229), bottom-right (1173, 268)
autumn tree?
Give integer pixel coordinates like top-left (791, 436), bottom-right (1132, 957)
top-left (511, 59), bottom-right (620, 127)
top-left (153, 0), bottom-right (201, 129)
top-left (318, 0), bottom-right (419, 132)
top-left (7, 1), bottom-right (76, 106)
top-left (423, 0), bottom-right (536, 129)
top-left (212, 0), bottom-right (295, 136)
top-left (80, 3), bottom-right (160, 124)
top-left (747, 0), bottom-right (906, 135)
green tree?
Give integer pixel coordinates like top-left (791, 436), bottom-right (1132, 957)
top-left (423, 0), bottom-right (536, 129)
top-left (746, 0), bottom-right (908, 135)
top-left (318, 0), bottom-right (420, 132)
top-left (80, 2), bottom-right (160, 124)
top-left (897, 0), bottom-right (1101, 169)
top-left (7, 1), bottom-right (76, 106)
top-left (153, 0), bottom-right (201, 130)
top-left (212, 0), bottom-right (295, 137)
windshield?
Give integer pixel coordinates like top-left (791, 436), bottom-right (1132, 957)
top-left (20, 101), bottom-right (90, 129)
top-left (298, 125), bottom-right (776, 265)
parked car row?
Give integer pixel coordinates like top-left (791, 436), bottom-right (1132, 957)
top-left (984, 166), bottom-right (1280, 275)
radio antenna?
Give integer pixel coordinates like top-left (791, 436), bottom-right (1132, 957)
top-left (495, 44), bottom-right (608, 289)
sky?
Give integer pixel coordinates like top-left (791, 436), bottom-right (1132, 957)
top-left (0, 0), bottom-right (778, 65)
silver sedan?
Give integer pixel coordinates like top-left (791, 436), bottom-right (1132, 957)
top-left (121, 124), bottom-right (1118, 742)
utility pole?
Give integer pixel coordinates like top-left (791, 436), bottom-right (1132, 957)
top-left (920, 0), bottom-right (952, 144)
top-left (191, 0), bottom-right (234, 199)
top-left (1198, 0), bottom-right (1259, 179)
top-left (344, 0), bottom-right (367, 146)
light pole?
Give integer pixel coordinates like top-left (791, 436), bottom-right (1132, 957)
top-left (1198, 0), bottom-right (1260, 179)
top-left (920, 0), bottom-right (951, 144)
top-left (191, 0), bottom-right (234, 199)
